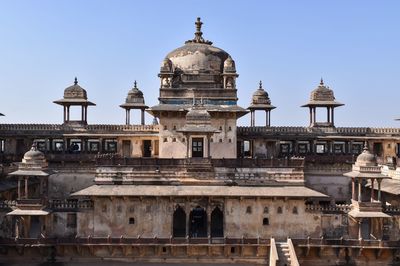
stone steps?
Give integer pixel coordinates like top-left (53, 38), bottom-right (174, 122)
top-left (276, 242), bottom-right (291, 266)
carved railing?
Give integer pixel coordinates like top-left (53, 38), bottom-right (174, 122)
top-left (0, 124), bottom-right (160, 132)
top-left (305, 204), bottom-right (351, 213)
top-left (0, 236), bottom-right (270, 246)
top-left (94, 157), bottom-right (305, 168)
top-left (291, 237), bottom-right (400, 247)
top-left (49, 199), bottom-right (93, 211)
top-left (384, 205), bottom-right (400, 214)
top-left (305, 155), bottom-right (355, 164)
top-left (0, 124), bottom-right (63, 131)
top-left (0, 200), bottom-right (16, 209)
top-left (237, 126), bottom-right (400, 135)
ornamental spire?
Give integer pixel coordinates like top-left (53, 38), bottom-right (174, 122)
top-left (74, 77), bottom-right (78, 85)
top-left (259, 80), bottom-right (263, 89)
top-left (320, 77), bottom-right (324, 86)
top-left (185, 17), bottom-right (213, 45)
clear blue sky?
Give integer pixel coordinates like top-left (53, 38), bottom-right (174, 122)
top-left (1, 1), bottom-right (400, 127)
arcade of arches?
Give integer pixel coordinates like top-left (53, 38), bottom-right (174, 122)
top-left (173, 205), bottom-right (223, 238)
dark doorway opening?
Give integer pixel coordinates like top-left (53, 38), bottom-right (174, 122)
top-left (173, 206), bottom-right (186, 237)
top-left (361, 218), bottom-right (370, 239)
top-left (122, 140), bottom-right (131, 157)
top-left (29, 216), bottom-right (41, 238)
top-left (211, 207), bottom-right (223, 237)
top-left (189, 206), bottom-right (207, 237)
top-left (143, 140), bottom-right (152, 157)
top-left (192, 138), bottom-right (204, 158)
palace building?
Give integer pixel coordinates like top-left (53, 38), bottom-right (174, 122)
top-left (1, 18), bottom-right (400, 265)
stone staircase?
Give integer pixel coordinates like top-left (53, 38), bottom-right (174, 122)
top-left (276, 242), bottom-right (291, 266)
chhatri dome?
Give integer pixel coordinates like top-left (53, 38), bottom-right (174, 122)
top-left (150, 17), bottom-right (246, 117)
top-left (165, 17), bottom-right (230, 77)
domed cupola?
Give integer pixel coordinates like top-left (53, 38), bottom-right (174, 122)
top-left (53, 77), bottom-right (96, 125)
top-left (13, 143), bottom-right (49, 172)
top-left (177, 103), bottom-right (219, 134)
top-left (301, 78), bottom-right (344, 128)
top-left (159, 17), bottom-right (234, 90)
top-left (63, 77), bottom-right (88, 100)
top-left (248, 81), bottom-right (276, 127)
top-left (120, 81), bottom-right (149, 125)
top-left (355, 143), bottom-right (377, 167)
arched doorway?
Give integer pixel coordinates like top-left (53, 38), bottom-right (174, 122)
top-left (189, 206), bottom-right (207, 237)
top-left (211, 207), bottom-right (224, 237)
top-left (173, 206), bottom-right (186, 237)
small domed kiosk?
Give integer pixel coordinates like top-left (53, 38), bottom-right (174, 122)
top-left (120, 81), bottom-right (148, 125)
top-left (344, 143), bottom-right (390, 239)
top-left (7, 144), bottom-right (51, 238)
top-left (248, 81), bottom-right (276, 126)
top-left (301, 79), bottom-right (343, 127)
top-left (53, 77), bottom-right (95, 125)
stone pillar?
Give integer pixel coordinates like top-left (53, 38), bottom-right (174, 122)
top-left (358, 218), bottom-right (363, 239)
top-left (84, 106), bottom-right (88, 122)
top-left (39, 179), bottom-right (43, 196)
top-left (207, 203), bottom-right (211, 237)
top-left (24, 177), bottom-right (28, 199)
top-left (377, 179), bottom-right (382, 202)
top-left (81, 106), bottom-right (85, 121)
top-left (17, 177), bottom-right (21, 200)
top-left (313, 107), bottom-right (316, 125)
top-left (370, 178), bottom-right (375, 202)
top-left (268, 110), bottom-right (271, 127)
top-left (141, 109), bottom-right (145, 125)
top-left (358, 177), bottom-right (362, 202)
top-left (186, 135), bottom-right (190, 158)
top-left (66, 106), bottom-right (70, 121)
top-left (206, 135), bottom-right (211, 158)
top-left (63, 106), bottom-right (67, 123)
top-left (265, 110), bottom-right (269, 127)
top-left (185, 202), bottom-right (190, 237)
top-left (125, 109), bottom-right (129, 125)
top-left (331, 107), bottom-right (335, 126)
top-left (327, 107), bottom-right (330, 123)
top-left (352, 178), bottom-right (356, 201)
top-left (309, 107), bottom-right (312, 126)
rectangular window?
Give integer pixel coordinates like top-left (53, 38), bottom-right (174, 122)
top-left (88, 141), bottom-right (100, 152)
top-left (352, 143), bottom-right (363, 154)
top-left (36, 141), bottom-right (47, 152)
top-left (0, 139), bottom-right (5, 153)
top-left (66, 213), bottom-right (77, 228)
top-left (280, 144), bottom-right (290, 154)
top-left (105, 141), bottom-right (117, 152)
top-left (316, 144), bottom-right (326, 154)
top-left (298, 144), bottom-right (308, 154)
top-left (334, 143), bottom-right (344, 154)
top-left (53, 140), bottom-right (64, 152)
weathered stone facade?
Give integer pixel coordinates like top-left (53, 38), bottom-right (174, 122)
top-left (1, 17), bottom-right (400, 265)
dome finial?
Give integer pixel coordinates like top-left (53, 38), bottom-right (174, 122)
top-left (134, 80), bottom-right (137, 89)
top-left (259, 80), bottom-right (263, 89)
top-left (74, 77), bottom-right (78, 85)
top-left (185, 17), bottom-right (213, 45)
top-left (320, 77), bottom-right (324, 86)
top-left (363, 141), bottom-right (369, 151)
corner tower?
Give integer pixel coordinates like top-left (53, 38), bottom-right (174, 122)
top-left (148, 18), bottom-right (247, 158)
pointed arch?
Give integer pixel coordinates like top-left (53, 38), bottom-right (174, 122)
top-left (173, 205), bottom-right (186, 237)
top-left (211, 206), bottom-right (224, 237)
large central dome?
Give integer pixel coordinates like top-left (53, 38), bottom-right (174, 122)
top-left (166, 43), bottom-right (229, 75)
top-left (152, 17), bottom-right (243, 110)
top-left (165, 17), bottom-right (230, 75)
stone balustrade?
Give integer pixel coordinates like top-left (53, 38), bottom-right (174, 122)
top-left (305, 204), bottom-right (351, 213)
